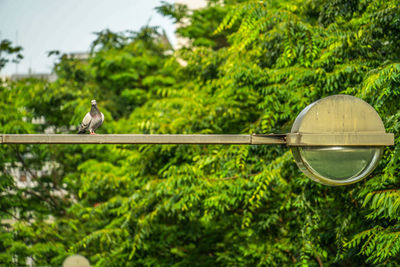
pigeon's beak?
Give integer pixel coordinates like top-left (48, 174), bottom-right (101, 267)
top-left (91, 100), bottom-right (97, 105)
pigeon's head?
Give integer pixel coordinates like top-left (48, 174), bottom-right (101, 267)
top-left (91, 100), bottom-right (97, 106)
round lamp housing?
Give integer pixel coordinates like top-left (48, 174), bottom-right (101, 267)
top-left (288, 95), bottom-right (393, 186)
top-left (63, 254), bottom-right (90, 267)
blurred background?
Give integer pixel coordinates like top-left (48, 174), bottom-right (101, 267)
top-left (1, 0), bottom-right (400, 266)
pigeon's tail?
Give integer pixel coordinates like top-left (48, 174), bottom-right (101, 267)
top-left (77, 128), bottom-right (86, 134)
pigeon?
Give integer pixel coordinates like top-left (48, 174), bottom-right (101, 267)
top-left (77, 100), bottom-right (104, 134)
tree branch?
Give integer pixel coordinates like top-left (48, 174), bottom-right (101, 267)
top-left (315, 255), bottom-right (323, 267)
top-left (205, 171), bottom-right (261, 181)
top-left (11, 145), bottom-right (38, 180)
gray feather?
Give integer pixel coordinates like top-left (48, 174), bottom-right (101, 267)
top-left (78, 112), bottom-right (91, 133)
top-left (88, 112), bottom-right (104, 133)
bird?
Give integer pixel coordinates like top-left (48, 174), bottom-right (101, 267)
top-left (77, 100), bottom-right (104, 134)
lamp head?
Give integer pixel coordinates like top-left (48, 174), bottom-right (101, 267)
top-left (290, 95), bottom-right (390, 186)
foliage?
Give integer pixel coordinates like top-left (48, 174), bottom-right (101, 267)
top-left (0, 39), bottom-right (23, 71)
top-left (157, 0), bottom-right (242, 49)
top-left (1, 0), bottom-right (400, 266)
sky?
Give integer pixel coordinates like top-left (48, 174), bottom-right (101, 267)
top-left (0, 0), bottom-right (176, 76)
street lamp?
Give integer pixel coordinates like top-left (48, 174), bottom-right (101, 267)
top-left (0, 95), bottom-right (394, 186)
top-left (287, 95), bottom-right (393, 185)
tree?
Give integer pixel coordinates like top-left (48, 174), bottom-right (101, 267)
top-left (0, 39), bottom-right (23, 71)
top-left (1, 0), bottom-right (400, 266)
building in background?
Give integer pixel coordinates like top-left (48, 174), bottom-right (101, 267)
top-left (174, 0), bottom-right (207, 49)
top-left (9, 72), bottom-right (57, 81)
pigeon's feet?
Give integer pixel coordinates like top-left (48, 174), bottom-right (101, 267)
top-left (90, 132), bottom-right (96, 135)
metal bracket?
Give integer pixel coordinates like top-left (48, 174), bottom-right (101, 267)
top-left (250, 134), bottom-right (287, 145)
top-left (286, 132), bottom-right (394, 146)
